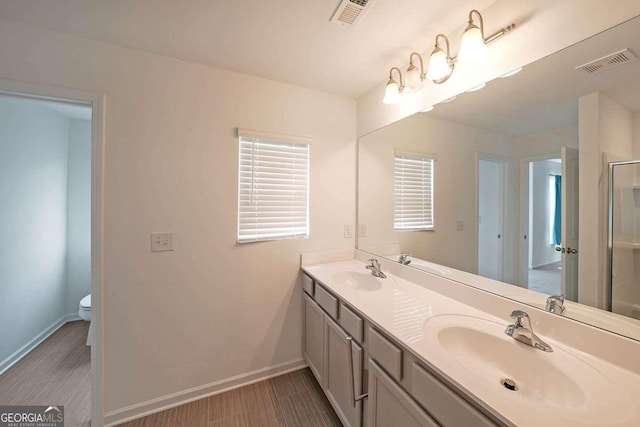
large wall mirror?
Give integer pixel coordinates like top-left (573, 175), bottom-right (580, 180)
top-left (358, 15), bottom-right (640, 340)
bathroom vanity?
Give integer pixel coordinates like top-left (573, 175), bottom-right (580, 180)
top-left (301, 252), bottom-right (640, 427)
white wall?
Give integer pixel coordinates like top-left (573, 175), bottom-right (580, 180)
top-left (358, 113), bottom-right (514, 277)
top-left (0, 20), bottom-right (356, 418)
top-left (529, 160), bottom-right (562, 268)
top-left (579, 92), bottom-right (633, 307)
top-left (633, 112), bottom-right (640, 157)
top-left (356, 0), bottom-right (640, 136)
top-left (66, 119), bottom-right (92, 313)
top-left (0, 96), bottom-right (70, 365)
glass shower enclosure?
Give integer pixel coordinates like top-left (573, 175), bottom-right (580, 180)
top-left (609, 160), bottom-right (640, 319)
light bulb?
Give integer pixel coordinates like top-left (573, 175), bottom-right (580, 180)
top-left (405, 64), bottom-right (423, 92)
top-left (383, 79), bottom-right (400, 104)
top-left (458, 24), bottom-right (487, 62)
top-left (421, 106), bottom-right (434, 113)
top-left (426, 48), bottom-right (451, 81)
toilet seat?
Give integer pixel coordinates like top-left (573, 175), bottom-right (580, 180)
top-left (80, 294), bottom-right (91, 310)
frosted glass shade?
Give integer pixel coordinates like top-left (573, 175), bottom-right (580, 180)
top-left (383, 80), bottom-right (401, 104)
top-left (426, 48), bottom-right (451, 81)
top-left (458, 25), bottom-right (487, 62)
top-left (405, 65), bottom-right (424, 92)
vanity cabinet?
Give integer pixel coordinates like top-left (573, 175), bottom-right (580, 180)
top-left (303, 294), bottom-right (325, 386)
top-left (326, 316), bottom-right (363, 427)
top-left (368, 360), bottom-right (438, 427)
top-left (302, 270), bottom-right (500, 427)
top-left (303, 278), bottom-right (364, 427)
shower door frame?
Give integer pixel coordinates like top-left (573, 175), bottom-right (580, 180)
top-left (608, 159), bottom-right (640, 312)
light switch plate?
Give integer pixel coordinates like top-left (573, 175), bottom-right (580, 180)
top-left (151, 232), bottom-right (174, 252)
top-left (344, 225), bottom-right (353, 238)
top-left (358, 224), bottom-right (367, 237)
top-left (456, 220), bottom-right (464, 231)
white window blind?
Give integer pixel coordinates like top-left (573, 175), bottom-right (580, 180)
top-left (394, 152), bottom-right (434, 231)
top-left (238, 135), bottom-right (310, 243)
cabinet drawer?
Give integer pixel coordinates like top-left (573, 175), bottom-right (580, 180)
top-left (315, 284), bottom-right (339, 319)
top-left (369, 328), bottom-right (402, 381)
top-left (302, 273), bottom-right (314, 296)
top-left (340, 303), bottom-right (364, 343)
top-left (411, 363), bottom-right (496, 427)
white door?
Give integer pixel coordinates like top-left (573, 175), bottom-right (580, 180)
top-left (561, 147), bottom-right (579, 300)
top-left (478, 160), bottom-right (504, 280)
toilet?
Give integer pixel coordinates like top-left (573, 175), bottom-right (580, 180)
top-left (78, 294), bottom-right (92, 346)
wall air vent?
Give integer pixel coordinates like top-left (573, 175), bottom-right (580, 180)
top-left (330, 0), bottom-right (375, 26)
top-left (576, 48), bottom-right (638, 75)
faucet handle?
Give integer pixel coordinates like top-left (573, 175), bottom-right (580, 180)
top-left (509, 310), bottom-right (531, 327)
top-left (509, 310), bottom-right (529, 319)
top-left (546, 294), bottom-right (566, 314)
top-left (548, 294), bottom-right (565, 303)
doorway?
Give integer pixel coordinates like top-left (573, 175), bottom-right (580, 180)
top-left (526, 158), bottom-right (562, 295)
top-left (477, 158), bottom-right (506, 281)
top-left (519, 148), bottom-right (579, 300)
top-left (0, 79), bottom-right (104, 426)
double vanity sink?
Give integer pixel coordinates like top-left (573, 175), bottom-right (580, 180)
top-left (302, 255), bottom-right (640, 426)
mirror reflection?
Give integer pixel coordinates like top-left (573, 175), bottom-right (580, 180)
top-left (358, 16), bottom-right (640, 340)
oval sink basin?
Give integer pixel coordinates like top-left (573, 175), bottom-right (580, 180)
top-left (421, 315), bottom-right (634, 425)
top-left (332, 271), bottom-right (384, 291)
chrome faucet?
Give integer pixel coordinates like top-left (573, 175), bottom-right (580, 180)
top-left (398, 254), bottom-right (412, 265)
top-left (505, 310), bottom-right (553, 352)
top-left (546, 295), bottom-right (566, 315)
top-left (366, 259), bottom-right (387, 278)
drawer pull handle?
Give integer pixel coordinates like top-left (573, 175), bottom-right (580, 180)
top-left (347, 336), bottom-right (368, 407)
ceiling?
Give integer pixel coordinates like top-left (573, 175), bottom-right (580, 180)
top-left (0, 0), bottom-right (496, 98)
top-left (428, 16), bottom-right (640, 136)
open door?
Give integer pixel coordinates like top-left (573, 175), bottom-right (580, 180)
top-left (561, 147), bottom-right (579, 301)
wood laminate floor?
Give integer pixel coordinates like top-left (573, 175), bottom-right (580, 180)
top-left (0, 320), bottom-right (91, 427)
top-left (118, 368), bottom-right (342, 427)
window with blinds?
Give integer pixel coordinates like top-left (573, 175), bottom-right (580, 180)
top-left (394, 152), bottom-right (434, 231)
top-left (238, 134), bottom-right (310, 243)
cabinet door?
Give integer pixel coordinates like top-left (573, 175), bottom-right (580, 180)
top-left (304, 294), bottom-right (325, 386)
top-left (369, 360), bottom-right (438, 427)
top-left (325, 316), bottom-right (363, 427)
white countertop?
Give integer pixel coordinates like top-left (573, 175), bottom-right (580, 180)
top-left (303, 259), bottom-right (640, 427)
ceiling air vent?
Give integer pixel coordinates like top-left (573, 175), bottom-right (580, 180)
top-left (330, 0), bottom-right (375, 26)
top-left (576, 48), bottom-right (638, 75)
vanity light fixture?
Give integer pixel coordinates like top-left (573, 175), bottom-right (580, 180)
top-left (467, 82), bottom-right (486, 92)
top-left (458, 10), bottom-right (516, 63)
top-left (405, 52), bottom-right (427, 92)
top-left (426, 34), bottom-right (455, 83)
top-left (500, 67), bottom-right (523, 78)
top-left (421, 106), bottom-right (434, 112)
top-left (383, 67), bottom-right (405, 104)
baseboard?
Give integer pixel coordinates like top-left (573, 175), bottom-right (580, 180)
top-left (531, 260), bottom-right (561, 269)
top-left (104, 358), bottom-right (307, 426)
top-left (0, 312), bottom-right (80, 375)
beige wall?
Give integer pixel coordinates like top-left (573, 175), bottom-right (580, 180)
top-left (579, 93), bottom-right (633, 307)
top-left (0, 20), bottom-right (356, 419)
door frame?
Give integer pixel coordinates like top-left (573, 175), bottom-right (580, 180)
top-left (475, 153), bottom-right (509, 280)
top-left (518, 152), bottom-right (561, 287)
top-left (0, 77), bottom-right (106, 426)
